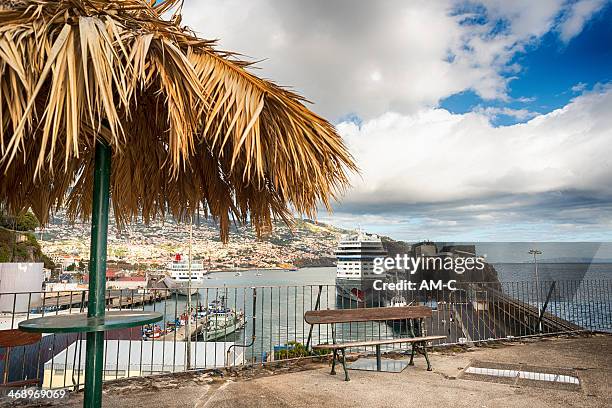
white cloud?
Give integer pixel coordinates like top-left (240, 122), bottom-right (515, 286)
top-left (336, 84), bottom-right (612, 207)
top-left (177, 1), bottom-right (611, 239)
top-left (516, 96), bottom-right (536, 103)
top-left (558, 0), bottom-right (607, 43)
top-left (181, 0), bottom-right (603, 119)
top-left (474, 106), bottom-right (537, 120)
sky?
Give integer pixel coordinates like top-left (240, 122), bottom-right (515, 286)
top-left (181, 0), bottom-right (612, 242)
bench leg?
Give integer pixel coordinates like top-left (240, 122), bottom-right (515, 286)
top-left (330, 349), bottom-right (337, 375)
top-left (375, 345), bottom-right (381, 372)
top-left (409, 344), bottom-right (415, 366)
top-left (420, 342), bottom-right (432, 371)
top-left (340, 348), bottom-right (350, 381)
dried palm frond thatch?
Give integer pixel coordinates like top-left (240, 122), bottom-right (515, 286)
top-left (0, 0), bottom-right (356, 241)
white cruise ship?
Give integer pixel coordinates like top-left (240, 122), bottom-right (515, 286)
top-left (335, 231), bottom-right (387, 304)
top-left (164, 253), bottom-right (207, 296)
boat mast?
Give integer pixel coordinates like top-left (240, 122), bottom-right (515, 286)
top-left (186, 216), bottom-right (193, 370)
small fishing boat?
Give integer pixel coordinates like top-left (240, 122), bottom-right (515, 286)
top-left (164, 322), bottom-right (176, 335)
top-left (142, 324), bottom-right (163, 339)
top-left (30, 305), bottom-right (60, 314)
top-left (199, 297), bottom-right (245, 341)
top-left (278, 262), bottom-right (298, 271)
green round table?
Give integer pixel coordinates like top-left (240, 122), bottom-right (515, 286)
top-left (18, 311), bottom-right (163, 333)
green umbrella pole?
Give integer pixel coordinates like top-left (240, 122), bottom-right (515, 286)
top-left (84, 140), bottom-right (111, 408)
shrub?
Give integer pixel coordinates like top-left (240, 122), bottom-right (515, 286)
top-left (0, 211), bottom-right (40, 232)
top-left (274, 341), bottom-right (331, 359)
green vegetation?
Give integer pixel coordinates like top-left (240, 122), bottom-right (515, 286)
top-left (112, 246), bottom-right (128, 257)
top-left (273, 341), bottom-right (331, 359)
top-left (159, 243), bottom-right (178, 253)
top-left (0, 210), bottom-right (40, 231)
top-left (0, 226), bottom-right (54, 268)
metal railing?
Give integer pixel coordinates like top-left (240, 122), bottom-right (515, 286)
top-left (0, 279), bottom-right (610, 389)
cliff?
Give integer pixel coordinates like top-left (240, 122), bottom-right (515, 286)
top-left (380, 236), bottom-right (500, 283)
top-left (0, 226), bottom-right (54, 268)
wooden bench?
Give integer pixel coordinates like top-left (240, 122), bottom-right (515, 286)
top-left (304, 306), bottom-right (445, 381)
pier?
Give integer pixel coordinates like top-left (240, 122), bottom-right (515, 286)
top-left (476, 284), bottom-right (582, 333)
top-left (39, 289), bottom-right (172, 310)
top-left (416, 282), bottom-right (585, 343)
top-left (158, 317), bottom-right (208, 341)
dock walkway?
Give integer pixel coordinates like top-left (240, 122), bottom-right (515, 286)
top-left (158, 317), bottom-right (207, 341)
top-left (40, 290), bottom-right (172, 310)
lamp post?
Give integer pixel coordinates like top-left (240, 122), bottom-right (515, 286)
top-left (528, 249), bottom-right (542, 333)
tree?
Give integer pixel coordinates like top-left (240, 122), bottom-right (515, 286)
top-left (0, 210), bottom-right (40, 231)
top-left (42, 254), bottom-right (55, 270)
top-left (15, 212), bottom-right (39, 231)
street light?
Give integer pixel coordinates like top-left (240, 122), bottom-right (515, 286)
top-left (528, 249), bottom-right (542, 333)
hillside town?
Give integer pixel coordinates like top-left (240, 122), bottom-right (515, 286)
top-left (39, 211), bottom-right (343, 278)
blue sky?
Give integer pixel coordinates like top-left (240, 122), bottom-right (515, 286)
top-left (184, 0), bottom-right (612, 242)
top-left (441, 3), bottom-right (612, 126)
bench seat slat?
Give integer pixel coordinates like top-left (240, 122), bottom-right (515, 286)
top-left (0, 329), bottom-right (41, 347)
top-left (304, 306), bottom-right (432, 324)
top-left (312, 335), bottom-right (446, 350)
top-left (0, 379), bottom-right (40, 388)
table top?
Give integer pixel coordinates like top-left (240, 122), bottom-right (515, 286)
top-left (18, 311), bottom-right (163, 333)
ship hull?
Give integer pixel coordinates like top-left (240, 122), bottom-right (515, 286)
top-left (335, 278), bottom-right (384, 308)
top-left (174, 286), bottom-right (199, 296)
top-left (162, 276), bottom-right (199, 296)
top-left (202, 319), bottom-right (245, 341)
top-left (200, 314), bottom-right (246, 341)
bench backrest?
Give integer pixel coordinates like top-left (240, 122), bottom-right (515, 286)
top-left (304, 305), bottom-right (432, 325)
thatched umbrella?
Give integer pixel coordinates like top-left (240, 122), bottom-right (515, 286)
top-left (0, 0), bottom-right (355, 406)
